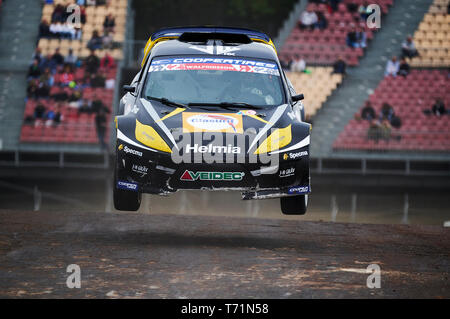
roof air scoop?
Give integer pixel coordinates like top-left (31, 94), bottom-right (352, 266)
top-left (178, 32), bottom-right (252, 45)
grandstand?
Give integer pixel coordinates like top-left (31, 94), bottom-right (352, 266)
top-left (280, 1), bottom-right (395, 126)
top-left (410, 0), bottom-right (450, 67)
top-left (19, 0), bottom-right (128, 146)
top-left (280, 0), bottom-right (394, 67)
top-left (333, 0), bottom-right (450, 155)
top-left (333, 69), bottom-right (449, 152)
top-left (286, 67), bottom-right (343, 120)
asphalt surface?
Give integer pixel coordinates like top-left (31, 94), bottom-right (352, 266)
top-left (0, 210), bottom-right (448, 298)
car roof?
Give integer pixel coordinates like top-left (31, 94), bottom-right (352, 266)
top-left (149, 39), bottom-right (279, 62)
top-left (141, 26), bottom-right (279, 67)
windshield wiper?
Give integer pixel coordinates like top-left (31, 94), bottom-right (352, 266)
top-left (187, 102), bottom-right (263, 110)
top-left (146, 96), bottom-right (190, 109)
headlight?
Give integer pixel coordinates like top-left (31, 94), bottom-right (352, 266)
top-left (135, 119), bottom-right (172, 153)
top-left (254, 125), bottom-right (292, 154)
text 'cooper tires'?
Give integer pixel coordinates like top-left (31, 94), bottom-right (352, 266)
top-left (280, 195), bottom-right (307, 215)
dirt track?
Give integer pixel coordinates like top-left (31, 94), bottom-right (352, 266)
top-left (0, 210), bottom-right (448, 298)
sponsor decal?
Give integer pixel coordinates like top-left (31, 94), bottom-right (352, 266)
top-left (123, 145), bottom-right (143, 157)
top-left (182, 112), bottom-right (243, 133)
top-left (132, 164), bottom-right (149, 177)
top-left (117, 181), bottom-right (139, 191)
top-left (180, 170), bottom-right (245, 181)
top-left (237, 110), bottom-right (257, 116)
top-left (279, 167), bottom-right (295, 178)
top-left (288, 185), bottom-right (310, 194)
top-left (185, 144), bottom-right (241, 154)
top-left (189, 44), bottom-right (240, 55)
top-left (149, 57), bottom-right (280, 76)
top-left (283, 150), bottom-right (308, 160)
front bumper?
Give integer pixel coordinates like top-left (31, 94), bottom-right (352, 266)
top-left (116, 140), bottom-right (310, 197)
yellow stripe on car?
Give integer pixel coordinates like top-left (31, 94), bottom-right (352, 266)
top-left (254, 125), bottom-right (292, 155)
top-left (158, 107), bottom-right (186, 122)
top-left (135, 119), bottom-right (172, 153)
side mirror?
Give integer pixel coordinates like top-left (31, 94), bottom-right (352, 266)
top-left (292, 94), bottom-right (304, 102)
top-left (123, 85), bottom-right (136, 94)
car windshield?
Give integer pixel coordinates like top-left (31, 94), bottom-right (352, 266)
top-left (143, 56), bottom-right (285, 107)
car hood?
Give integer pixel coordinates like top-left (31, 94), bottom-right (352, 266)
top-left (116, 98), bottom-right (310, 156)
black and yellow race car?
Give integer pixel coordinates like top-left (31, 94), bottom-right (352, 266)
top-left (114, 27), bottom-right (311, 215)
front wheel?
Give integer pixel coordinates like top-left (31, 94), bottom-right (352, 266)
top-left (113, 162), bottom-right (141, 211)
top-left (280, 195), bottom-right (307, 215)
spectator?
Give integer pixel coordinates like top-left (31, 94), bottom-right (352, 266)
top-left (49, 21), bottom-right (67, 39)
top-left (367, 119), bottom-right (381, 141)
top-left (100, 52), bottom-right (115, 69)
top-left (390, 115), bottom-right (402, 129)
top-left (57, 65), bottom-right (74, 86)
top-left (51, 88), bottom-right (69, 102)
top-left (92, 95), bottom-right (109, 114)
top-left (53, 104), bottom-right (63, 126)
top-left (385, 56), bottom-right (399, 77)
top-left (401, 36), bottom-right (419, 59)
top-left (332, 56), bottom-right (347, 74)
top-left (356, 27), bottom-right (367, 48)
top-left (290, 55), bottom-right (306, 73)
top-left (361, 101), bottom-right (376, 121)
top-left (358, 1), bottom-right (372, 21)
top-left (329, 0), bottom-right (341, 12)
top-left (85, 50), bottom-right (100, 75)
top-left (279, 58), bottom-right (290, 70)
top-left (39, 68), bottom-right (54, 90)
top-left (316, 11), bottom-right (328, 30)
top-left (91, 72), bottom-right (106, 88)
top-left (87, 30), bottom-right (103, 51)
top-left (380, 102), bottom-right (394, 122)
top-left (397, 58), bottom-right (410, 77)
top-left (69, 89), bottom-right (82, 101)
top-left (51, 48), bottom-right (65, 66)
top-left (51, 4), bottom-right (65, 23)
top-left (39, 19), bottom-right (51, 38)
top-left (103, 14), bottom-right (115, 33)
top-left (65, 48), bottom-right (78, 67)
top-left (40, 54), bottom-right (58, 74)
top-left (380, 119), bottom-right (392, 140)
top-left (79, 5), bottom-right (87, 24)
top-left (34, 103), bottom-right (46, 120)
top-left (27, 79), bottom-right (39, 99)
top-left (102, 30), bottom-right (114, 49)
top-left (432, 98), bottom-right (446, 116)
top-left (346, 2), bottom-right (358, 13)
top-left (78, 99), bottom-right (92, 114)
top-left (346, 27), bottom-right (358, 48)
top-left (28, 59), bottom-right (42, 79)
top-left (298, 9), bottom-right (318, 31)
top-left (95, 108), bottom-right (108, 149)
top-left (44, 108), bottom-right (56, 126)
top-left (31, 47), bottom-right (43, 64)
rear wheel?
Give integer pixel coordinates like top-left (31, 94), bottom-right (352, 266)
top-left (280, 195), bottom-right (307, 215)
top-left (113, 152), bottom-right (141, 211)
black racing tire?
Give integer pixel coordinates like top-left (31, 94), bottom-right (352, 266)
top-left (113, 154), bottom-right (141, 211)
top-left (280, 195), bottom-right (307, 215)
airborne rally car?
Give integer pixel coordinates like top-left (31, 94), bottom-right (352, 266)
top-left (114, 27), bottom-right (311, 215)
